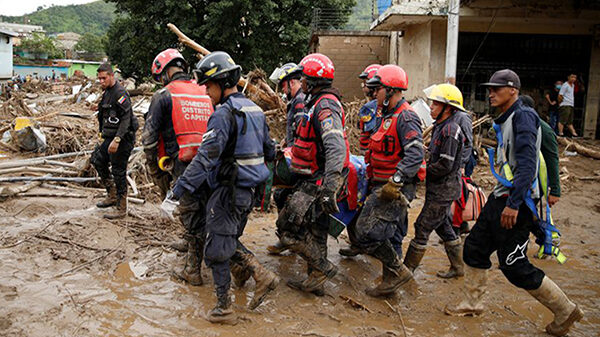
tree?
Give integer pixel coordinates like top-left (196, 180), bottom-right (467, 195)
top-left (105, 0), bottom-right (356, 80)
top-left (76, 33), bottom-right (105, 54)
top-left (17, 32), bottom-right (62, 59)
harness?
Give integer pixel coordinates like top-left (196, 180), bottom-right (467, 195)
top-left (487, 122), bottom-right (566, 264)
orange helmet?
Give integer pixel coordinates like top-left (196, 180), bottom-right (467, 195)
top-left (366, 64), bottom-right (408, 91)
top-left (358, 64), bottom-right (381, 80)
top-left (151, 48), bottom-right (188, 82)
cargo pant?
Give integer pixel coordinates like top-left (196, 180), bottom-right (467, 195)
top-left (412, 198), bottom-right (459, 246)
top-left (91, 136), bottom-right (134, 197)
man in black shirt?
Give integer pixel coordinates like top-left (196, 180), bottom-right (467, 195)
top-left (91, 63), bottom-right (139, 219)
top-left (545, 80), bottom-right (561, 132)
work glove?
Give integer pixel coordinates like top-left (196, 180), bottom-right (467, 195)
top-left (160, 190), bottom-right (180, 222)
top-left (379, 172), bottom-right (409, 206)
top-left (320, 175), bottom-right (341, 214)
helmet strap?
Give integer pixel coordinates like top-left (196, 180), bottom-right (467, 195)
top-left (382, 88), bottom-right (395, 115)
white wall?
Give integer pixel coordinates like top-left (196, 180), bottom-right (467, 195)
top-left (0, 34), bottom-right (13, 80)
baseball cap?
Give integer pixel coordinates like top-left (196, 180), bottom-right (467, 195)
top-left (481, 69), bottom-right (521, 89)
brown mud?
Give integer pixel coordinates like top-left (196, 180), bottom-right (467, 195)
top-left (1, 152), bottom-right (599, 336)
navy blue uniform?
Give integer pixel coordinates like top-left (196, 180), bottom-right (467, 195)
top-left (172, 92), bottom-right (275, 296)
top-left (412, 112), bottom-right (463, 246)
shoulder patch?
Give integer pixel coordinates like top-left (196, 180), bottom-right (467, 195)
top-left (320, 117), bottom-right (333, 131)
top-left (117, 95), bottom-right (127, 105)
top-left (317, 109), bottom-right (333, 122)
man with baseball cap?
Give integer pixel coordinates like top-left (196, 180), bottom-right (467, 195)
top-left (445, 69), bottom-right (583, 337)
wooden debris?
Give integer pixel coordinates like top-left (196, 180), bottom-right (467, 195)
top-left (557, 137), bottom-right (600, 160)
top-left (339, 295), bottom-right (373, 313)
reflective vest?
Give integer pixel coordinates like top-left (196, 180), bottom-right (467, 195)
top-left (220, 95), bottom-right (270, 188)
top-left (488, 117), bottom-right (566, 264)
top-left (291, 93), bottom-right (350, 176)
top-left (166, 80), bottom-right (213, 162)
top-left (367, 101), bottom-right (426, 183)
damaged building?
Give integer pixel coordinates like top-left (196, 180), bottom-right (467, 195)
top-left (369, 0), bottom-right (600, 138)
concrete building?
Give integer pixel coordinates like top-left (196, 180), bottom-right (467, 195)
top-left (0, 22), bottom-right (44, 46)
top-left (54, 32), bottom-right (81, 59)
top-left (0, 29), bottom-right (18, 80)
top-left (371, 0), bottom-right (600, 139)
top-left (309, 31), bottom-right (390, 101)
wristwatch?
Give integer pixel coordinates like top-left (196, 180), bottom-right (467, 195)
top-left (114, 136), bottom-right (121, 143)
top-left (392, 172), bottom-right (403, 184)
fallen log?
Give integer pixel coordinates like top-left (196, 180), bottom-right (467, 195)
top-left (167, 23), bottom-right (285, 112)
top-left (557, 137), bottom-right (600, 160)
top-left (0, 150), bottom-right (93, 169)
top-left (0, 176), bottom-right (98, 183)
top-left (0, 167), bottom-right (79, 176)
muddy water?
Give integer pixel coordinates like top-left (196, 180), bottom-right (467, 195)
top-left (1, 171), bottom-right (600, 336)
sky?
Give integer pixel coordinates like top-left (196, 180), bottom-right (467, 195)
top-left (1, 0), bottom-right (97, 16)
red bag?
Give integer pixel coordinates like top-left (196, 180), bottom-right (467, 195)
top-left (452, 177), bottom-right (487, 226)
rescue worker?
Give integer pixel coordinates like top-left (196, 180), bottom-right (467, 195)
top-left (92, 62), bottom-right (138, 219)
top-left (161, 51), bottom-right (279, 323)
top-left (269, 62), bottom-right (305, 146)
top-left (402, 83), bottom-right (465, 279)
top-left (267, 62), bottom-right (306, 254)
top-left (277, 53), bottom-right (349, 296)
top-left (357, 64), bottom-right (381, 152)
top-left (350, 65), bottom-right (424, 297)
top-left (142, 49), bottom-right (214, 285)
top-left (445, 70), bottom-right (583, 337)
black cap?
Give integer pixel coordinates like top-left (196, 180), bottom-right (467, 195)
top-left (481, 69), bottom-right (521, 89)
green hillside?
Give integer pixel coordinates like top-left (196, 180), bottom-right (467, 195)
top-left (1, 1), bottom-right (117, 35)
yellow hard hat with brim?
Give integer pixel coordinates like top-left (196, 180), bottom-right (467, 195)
top-left (427, 83), bottom-right (466, 112)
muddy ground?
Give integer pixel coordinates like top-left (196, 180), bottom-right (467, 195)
top-left (1, 148), bottom-right (599, 337)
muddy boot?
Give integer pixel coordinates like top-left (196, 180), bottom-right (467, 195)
top-left (103, 196), bottom-right (127, 219)
top-left (289, 266), bottom-right (337, 294)
top-left (169, 238), bottom-right (188, 252)
top-left (403, 240), bottom-right (426, 272)
top-left (96, 179), bottom-right (117, 208)
top-left (339, 245), bottom-right (361, 257)
top-left (444, 265), bottom-right (488, 317)
top-left (287, 266), bottom-right (325, 296)
top-left (366, 242), bottom-right (414, 297)
top-left (527, 276), bottom-right (584, 336)
top-left (437, 239), bottom-right (465, 279)
top-left (266, 240), bottom-right (289, 255)
top-left (230, 261), bottom-right (252, 289)
top-left (246, 256), bottom-right (280, 310)
top-left (208, 292), bottom-right (235, 324)
top-left (172, 236), bottom-right (203, 286)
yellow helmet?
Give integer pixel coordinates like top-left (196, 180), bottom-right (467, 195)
top-left (427, 83), bottom-right (466, 112)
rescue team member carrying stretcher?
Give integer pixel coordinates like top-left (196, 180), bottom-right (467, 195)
top-left (276, 53), bottom-right (350, 296)
top-left (142, 49), bottom-right (214, 286)
top-left (92, 62), bottom-right (139, 219)
top-left (445, 69), bottom-right (583, 337)
top-left (161, 51), bottom-right (279, 323)
top-left (348, 64), bottom-right (425, 297)
top-left (403, 83), bottom-right (465, 279)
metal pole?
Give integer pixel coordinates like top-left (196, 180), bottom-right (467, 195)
top-left (445, 0), bottom-right (460, 84)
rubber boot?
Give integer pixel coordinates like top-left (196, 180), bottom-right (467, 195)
top-left (266, 240), bottom-right (289, 255)
top-left (339, 245), bottom-right (361, 257)
top-left (444, 265), bottom-right (488, 316)
top-left (103, 195), bottom-right (127, 219)
top-left (437, 239), bottom-right (465, 279)
top-left (287, 266), bottom-right (325, 296)
top-left (403, 240), bottom-right (426, 272)
top-left (230, 261), bottom-right (252, 289)
top-left (172, 236), bottom-right (203, 286)
top-left (527, 276), bottom-right (584, 336)
top-left (290, 266), bottom-right (337, 293)
top-left (366, 242), bottom-right (414, 297)
top-left (246, 255), bottom-right (280, 310)
top-left (169, 238), bottom-right (188, 252)
top-left (96, 179), bottom-right (117, 208)
top-left (208, 292), bottom-right (235, 324)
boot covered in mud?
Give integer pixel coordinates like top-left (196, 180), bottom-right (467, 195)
top-left (366, 242), bottom-right (413, 297)
top-left (527, 276), bottom-right (584, 336)
top-left (266, 240), bottom-right (289, 255)
top-left (96, 179), bottom-right (117, 208)
top-left (172, 235), bottom-right (203, 286)
top-left (287, 266), bottom-right (325, 296)
top-left (169, 238), bottom-right (188, 252)
top-left (403, 240), bottom-right (426, 272)
top-left (437, 239), bottom-right (465, 279)
top-left (230, 260), bottom-right (252, 289)
top-left (208, 292), bottom-right (235, 324)
top-left (245, 255), bottom-right (280, 310)
top-left (103, 195), bottom-right (127, 219)
top-left (444, 265), bottom-right (488, 317)
top-left (339, 245), bottom-right (361, 257)
top-left (288, 266), bottom-right (337, 295)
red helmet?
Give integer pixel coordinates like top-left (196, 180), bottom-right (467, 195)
top-left (366, 64), bottom-right (408, 91)
top-left (151, 48), bottom-right (188, 81)
top-left (358, 64), bottom-right (381, 80)
top-left (299, 53), bottom-right (335, 80)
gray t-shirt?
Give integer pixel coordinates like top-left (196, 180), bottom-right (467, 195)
top-left (559, 82), bottom-right (574, 107)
